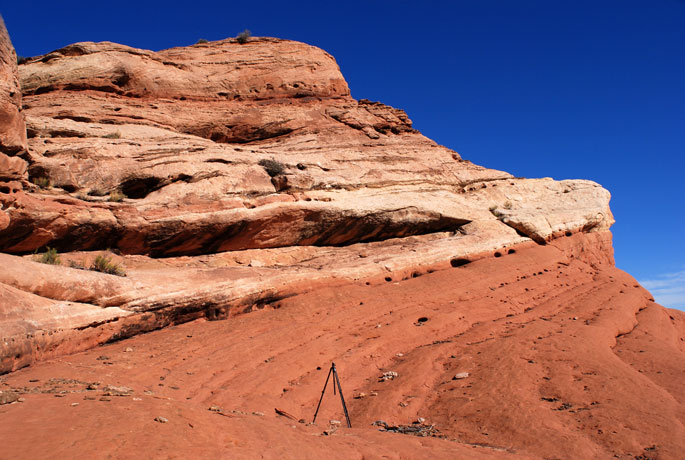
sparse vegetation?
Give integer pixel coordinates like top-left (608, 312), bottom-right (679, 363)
top-left (91, 254), bottom-right (126, 276)
top-left (108, 190), bottom-right (126, 202)
top-left (102, 131), bottom-right (121, 139)
top-left (17, 55), bottom-right (30, 65)
top-left (32, 177), bottom-right (51, 189)
top-left (69, 260), bottom-right (86, 270)
top-left (489, 205), bottom-right (503, 219)
top-left (88, 188), bottom-right (108, 197)
top-left (38, 247), bottom-right (61, 265)
top-left (258, 158), bottom-right (286, 177)
top-left (236, 29), bottom-right (251, 44)
top-left (196, 38), bottom-right (209, 44)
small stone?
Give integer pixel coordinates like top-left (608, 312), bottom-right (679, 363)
top-left (154, 416), bottom-right (169, 423)
top-left (329, 420), bottom-right (341, 425)
top-left (99, 396), bottom-right (111, 401)
top-left (96, 356), bottom-right (109, 361)
top-left (209, 405), bottom-right (222, 412)
top-left (379, 371), bottom-right (398, 381)
top-left (102, 385), bottom-right (133, 396)
top-left (395, 353), bottom-right (404, 357)
top-left (71, 403), bottom-right (79, 407)
top-left (83, 395), bottom-right (96, 400)
top-left (415, 417), bottom-right (426, 424)
top-left (354, 392), bottom-right (367, 399)
top-left (399, 401), bottom-right (408, 407)
top-left (29, 379), bottom-right (39, 383)
top-left (370, 391), bottom-right (379, 397)
top-left (124, 347), bottom-right (133, 352)
top-left (17, 397), bottom-right (25, 402)
top-left (133, 397), bottom-right (142, 401)
top-left (54, 394), bottom-right (66, 398)
top-left (375, 324), bottom-right (382, 328)
top-left (252, 411), bottom-right (264, 416)
top-left (453, 372), bottom-right (470, 380)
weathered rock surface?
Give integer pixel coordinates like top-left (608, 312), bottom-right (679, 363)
top-left (0, 15), bottom-right (28, 232)
top-left (0, 16), bottom-right (26, 156)
top-left (1, 233), bottom-right (682, 459)
top-left (0, 30), bottom-right (681, 460)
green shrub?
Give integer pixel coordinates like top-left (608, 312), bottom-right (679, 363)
top-left (32, 177), bottom-right (51, 189)
top-left (258, 158), bottom-right (285, 177)
top-left (196, 38), bottom-right (209, 44)
top-left (39, 247), bottom-right (61, 265)
top-left (88, 187), bottom-right (108, 197)
top-left (236, 29), bottom-right (251, 44)
top-left (102, 131), bottom-right (121, 139)
top-left (69, 260), bottom-right (86, 270)
top-left (91, 254), bottom-right (126, 276)
top-left (108, 190), bottom-right (126, 202)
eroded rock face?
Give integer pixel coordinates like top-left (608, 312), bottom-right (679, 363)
top-left (0, 37), bottom-right (613, 256)
top-left (0, 31), bottom-right (680, 460)
top-left (0, 16), bottom-right (26, 156)
top-left (0, 16), bottom-right (27, 232)
top-left (0, 35), bottom-right (616, 366)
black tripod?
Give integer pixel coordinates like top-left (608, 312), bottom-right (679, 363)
top-left (312, 362), bottom-right (352, 428)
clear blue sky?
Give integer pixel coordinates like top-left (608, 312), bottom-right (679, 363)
top-left (3, 1), bottom-right (684, 309)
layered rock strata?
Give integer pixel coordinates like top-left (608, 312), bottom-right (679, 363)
top-left (0, 16), bottom-right (28, 232)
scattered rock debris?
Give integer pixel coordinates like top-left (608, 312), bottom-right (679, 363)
top-left (373, 420), bottom-right (445, 438)
top-left (102, 385), bottom-right (133, 396)
top-left (0, 391), bottom-right (20, 405)
top-left (555, 402), bottom-right (572, 411)
top-left (379, 371), bottom-right (398, 382)
top-left (452, 372), bottom-right (470, 380)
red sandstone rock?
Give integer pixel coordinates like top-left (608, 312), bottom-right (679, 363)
top-left (0, 235), bottom-right (682, 459)
top-left (0, 15), bottom-right (26, 155)
top-left (0, 27), bottom-right (681, 460)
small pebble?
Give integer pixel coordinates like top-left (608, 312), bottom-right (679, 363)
top-left (453, 372), bottom-right (470, 380)
top-left (71, 403), bottom-right (79, 407)
top-left (154, 416), bottom-right (169, 424)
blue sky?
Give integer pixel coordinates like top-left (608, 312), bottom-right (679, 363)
top-left (2, 1), bottom-right (684, 309)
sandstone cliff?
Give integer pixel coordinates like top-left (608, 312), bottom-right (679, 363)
top-left (0, 30), bottom-right (682, 460)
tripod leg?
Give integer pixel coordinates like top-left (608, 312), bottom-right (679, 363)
top-left (333, 369), bottom-right (352, 428)
top-left (312, 366), bottom-right (333, 424)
